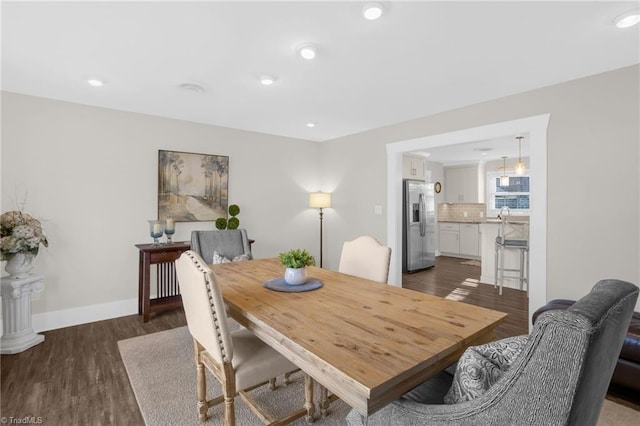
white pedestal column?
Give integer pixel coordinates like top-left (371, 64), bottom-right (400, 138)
top-left (1, 274), bottom-right (45, 354)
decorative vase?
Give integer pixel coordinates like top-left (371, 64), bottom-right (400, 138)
top-left (148, 220), bottom-right (165, 245)
top-left (164, 217), bottom-right (175, 244)
top-left (4, 252), bottom-right (36, 278)
top-left (284, 267), bottom-right (308, 286)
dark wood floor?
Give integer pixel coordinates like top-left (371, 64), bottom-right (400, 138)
top-left (403, 256), bottom-right (528, 340)
top-left (1, 256), bottom-right (636, 424)
top-left (0, 309), bottom-right (187, 425)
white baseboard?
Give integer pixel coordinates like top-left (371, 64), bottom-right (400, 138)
top-left (26, 298), bottom-right (139, 333)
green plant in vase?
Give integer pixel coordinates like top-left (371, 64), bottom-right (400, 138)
top-left (279, 249), bottom-right (315, 286)
top-left (1, 210), bottom-right (48, 277)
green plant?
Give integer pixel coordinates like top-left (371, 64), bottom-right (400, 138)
top-left (228, 204), bottom-right (240, 217)
top-left (278, 249), bottom-right (315, 269)
top-left (215, 204), bottom-right (241, 230)
top-left (227, 217), bottom-right (240, 229)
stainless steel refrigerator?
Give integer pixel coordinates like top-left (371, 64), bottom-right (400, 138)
top-left (402, 179), bottom-right (436, 272)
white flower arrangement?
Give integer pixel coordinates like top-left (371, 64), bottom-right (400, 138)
top-left (0, 211), bottom-right (48, 261)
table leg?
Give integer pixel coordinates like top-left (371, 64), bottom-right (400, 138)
top-left (138, 251), bottom-right (144, 315)
top-left (142, 253), bottom-right (151, 322)
top-left (320, 386), bottom-right (329, 417)
top-left (304, 374), bottom-right (316, 423)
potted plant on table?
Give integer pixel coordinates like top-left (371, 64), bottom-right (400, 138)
top-left (278, 249), bottom-right (315, 285)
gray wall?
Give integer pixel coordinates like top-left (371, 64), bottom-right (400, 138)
top-left (2, 64), bottom-right (639, 328)
top-left (1, 93), bottom-right (322, 327)
top-left (322, 64), bottom-right (640, 308)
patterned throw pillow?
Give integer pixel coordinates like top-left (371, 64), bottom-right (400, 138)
top-left (444, 335), bottom-right (528, 404)
top-left (232, 254), bottom-right (251, 262)
top-left (212, 251), bottom-right (231, 264)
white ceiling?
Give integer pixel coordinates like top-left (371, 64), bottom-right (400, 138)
top-left (2, 1), bottom-right (639, 142)
top-left (409, 134), bottom-right (530, 166)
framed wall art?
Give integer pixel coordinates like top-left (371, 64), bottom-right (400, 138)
top-left (158, 150), bottom-right (229, 222)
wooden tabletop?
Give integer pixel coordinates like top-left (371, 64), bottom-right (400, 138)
top-left (212, 258), bottom-right (507, 416)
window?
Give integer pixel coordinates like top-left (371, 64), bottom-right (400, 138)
top-left (487, 172), bottom-right (530, 216)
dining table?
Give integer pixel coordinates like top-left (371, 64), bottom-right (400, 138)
top-left (211, 258), bottom-right (507, 417)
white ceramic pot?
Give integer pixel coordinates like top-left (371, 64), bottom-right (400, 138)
top-left (4, 252), bottom-right (36, 278)
top-left (284, 267), bottom-right (308, 286)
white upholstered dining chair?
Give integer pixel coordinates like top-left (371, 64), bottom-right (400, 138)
top-left (175, 250), bottom-right (310, 425)
top-left (338, 235), bottom-right (392, 283)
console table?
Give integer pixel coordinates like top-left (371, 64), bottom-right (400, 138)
top-left (1, 274), bottom-right (45, 354)
top-left (135, 242), bottom-right (190, 322)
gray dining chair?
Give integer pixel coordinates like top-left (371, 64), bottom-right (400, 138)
top-left (190, 229), bottom-right (252, 264)
top-left (346, 279), bottom-right (639, 426)
top-left (175, 250), bottom-right (311, 425)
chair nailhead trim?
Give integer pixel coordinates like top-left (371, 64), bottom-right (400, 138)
top-left (185, 251), bottom-right (229, 363)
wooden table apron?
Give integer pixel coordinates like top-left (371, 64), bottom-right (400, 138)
top-left (211, 258), bottom-right (507, 416)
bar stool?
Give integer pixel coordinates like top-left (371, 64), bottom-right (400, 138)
top-left (494, 217), bottom-right (529, 296)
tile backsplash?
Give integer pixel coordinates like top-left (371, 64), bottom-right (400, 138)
top-left (438, 203), bottom-right (486, 222)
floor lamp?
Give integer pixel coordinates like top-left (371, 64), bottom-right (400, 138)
top-left (309, 192), bottom-right (331, 268)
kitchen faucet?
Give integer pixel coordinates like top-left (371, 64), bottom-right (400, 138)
top-left (498, 206), bottom-right (511, 220)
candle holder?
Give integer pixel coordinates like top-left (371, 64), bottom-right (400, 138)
top-left (164, 217), bottom-right (175, 244)
top-left (148, 220), bottom-right (165, 246)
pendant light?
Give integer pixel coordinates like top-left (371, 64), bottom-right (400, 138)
top-left (514, 136), bottom-right (525, 176)
top-left (500, 156), bottom-right (510, 186)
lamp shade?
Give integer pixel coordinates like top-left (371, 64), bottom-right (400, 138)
top-left (309, 192), bottom-right (331, 209)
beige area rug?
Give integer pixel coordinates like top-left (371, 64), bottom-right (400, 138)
top-left (118, 325), bottom-right (351, 425)
top-left (118, 327), bottom-right (639, 426)
top-left (460, 259), bottom-right (481, 267)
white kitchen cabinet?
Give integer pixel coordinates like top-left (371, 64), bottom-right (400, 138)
top-left (403, 156), bottom-right (426, 180)
top-left (439, 223), bottom-right (460, 255)
top-left (444, 166), bottom-right (478, 203)
top-left (459, 224), bottom-right (480, 256)
top-left (439, 222), bottom-right (480, 259)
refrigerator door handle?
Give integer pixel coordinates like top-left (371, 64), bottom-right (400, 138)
top-left (418, 193), bottom-right (426, 237)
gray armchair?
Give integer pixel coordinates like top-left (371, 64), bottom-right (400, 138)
top-left (190, 229), bottom-right (252, 264)
top-left (346, 279), bottom-right (639, 426)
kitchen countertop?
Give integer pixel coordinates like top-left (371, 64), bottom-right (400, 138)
top-left (438, 220), bottom-right (485, 224)
top-left (439, 218), bottom-right (529, 224)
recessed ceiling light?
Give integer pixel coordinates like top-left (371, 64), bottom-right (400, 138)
top-left (362, 2), bottom-right (384, 20)
top-left (614, 10), bottom-right (640, 28)
top-left (306, 121), bottom-right (316, 128)
top-left (87, 78), bottom-right (104, 87)
top-left (297, 43), bottom-right (317, 60)
top-left (259, 75), bottom-right (277, 86)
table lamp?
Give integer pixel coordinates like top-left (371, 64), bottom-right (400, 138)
top-left (309, 192), bottom-right (331, 267)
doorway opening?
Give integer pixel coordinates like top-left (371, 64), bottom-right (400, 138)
top-left (386, 114), bottom-right (550, 324)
